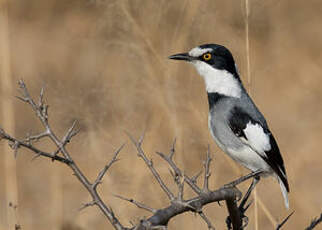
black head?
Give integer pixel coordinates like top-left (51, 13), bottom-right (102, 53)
top-left (169, 44), bottom-right (238, 76)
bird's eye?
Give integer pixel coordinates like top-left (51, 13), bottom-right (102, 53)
top-left (203, 53), bottom-right (212, 61)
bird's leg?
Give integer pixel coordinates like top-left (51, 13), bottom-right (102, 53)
top-left (224, 169), bottom-right (263, 188)
top-left (226, 176), bottom-right (260, 229)
top-left (239, 176), bottom-right (260, 210)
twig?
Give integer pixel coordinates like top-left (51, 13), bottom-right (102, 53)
top-left (203, 147), bottom-right (212, 192)
top-left (155, 141), bottom-right (202, 195)
top-left (305, 213), bottom-right (322, 230)
top-left (139, 140), bottom-right (242, 230)
top-left (79, 200), bottom-right (97, 211)
top-left (198, 211), bottom-right (215, 230)
top-left (127, 132), bottom-right (175, 201)
top-left (24, 131), bottom-right (49, 143)
top-left (1, 130), bottom-right (71, 164)
top-left (7, 80), bottom-right (125, 230)
top-left (93, 144), bottom-right (124, 189)
top-left (114, 194), bottom-right (157, 214)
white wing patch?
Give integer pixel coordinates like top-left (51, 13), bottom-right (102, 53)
top-left (189, 47), bottom-right (213, 57)
top-left (243, 122), bottom-right (271, 154)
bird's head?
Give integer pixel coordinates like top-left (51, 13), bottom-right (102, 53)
top-left (169, 44), bottom-right (242, 98)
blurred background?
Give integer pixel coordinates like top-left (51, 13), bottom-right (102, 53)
top-left (0, 0), bottom-right (321, 229)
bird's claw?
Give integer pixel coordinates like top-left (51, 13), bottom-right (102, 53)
top-left (225, 205), bottom-right (250, 229)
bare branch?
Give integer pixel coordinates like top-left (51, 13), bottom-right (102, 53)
top-left (1, 130), bottom-right (71, 164)
top-left (62, 120), bottom-right (79, 143)
top-left (127, 132), bottom-right (175, 201)
top-left (305, 213), bottom-right (322, 230)
top-left (198, 211), bottom-right (215, 230)
top-left (138, 187), bottom-right (241, 228)
top-left (24, 131), bottom-right (49, 143)
top-left (79, 200), bottom-right (97, 211)
top-left (155, 150), bottom-right (202, 195)
top-left (6, 80), bottom-right (126, 230)
top-left (114, 194), bottom-right (157, 214)
top-left (38, 86), bottom-right (45, 107)
top-left (93, 144), bottom-right (125, 189)
top-left (203, 147), bottom-right (212, 192)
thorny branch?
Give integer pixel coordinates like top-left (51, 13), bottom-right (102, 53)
top-left (128, 133), bottom-right (242, 230)
top-left (0, 81), bottom-right (321, 230)
top-left (2, 80), bottom-right (125, 230)
top-left (305, 213), bottom-right (322, 230)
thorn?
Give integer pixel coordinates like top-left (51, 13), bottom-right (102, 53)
top-left (8, 141), bottom-right (20, 158)
top-left (113, 194), bottom-right (157, 213)
top-left (138, 129), bottom-right (146, 146)
top-left (15, 95), bottom-right (28, 102)
top-left (38, 86), bottom-right (45, 107)
top-left (79, 200), bottom-right (97, 211)
top-left (169, 138), bottom-right (176, 159)
top-left (31, 153), bottom-right (42, 162)
top-left (155, 151), bottom-right (167, 159)
top-left (14, 148), bottom-right (19, 159)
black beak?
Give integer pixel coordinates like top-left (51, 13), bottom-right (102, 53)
top-left (168, 52), bottom-right (193, 61)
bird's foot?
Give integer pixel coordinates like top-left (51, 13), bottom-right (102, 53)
top-left (225, 199), bottom-right (252, 229)
top-left (226, 214), bottom-right (249, 230)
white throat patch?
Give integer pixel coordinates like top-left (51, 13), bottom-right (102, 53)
top-left (191, 60), bottom-right (241, 98)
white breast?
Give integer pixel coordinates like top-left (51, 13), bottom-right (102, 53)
top-left (191, 60), bottom-right (241, 98)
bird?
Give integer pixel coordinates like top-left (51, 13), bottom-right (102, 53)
top-left (168, 44), bottom-right (290, 209)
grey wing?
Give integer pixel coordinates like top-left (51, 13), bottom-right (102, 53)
top-left (228, 106), bottom-right (289, 192)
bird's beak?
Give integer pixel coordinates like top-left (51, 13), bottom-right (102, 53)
top-left (168, 52), bottom-right (193, 62)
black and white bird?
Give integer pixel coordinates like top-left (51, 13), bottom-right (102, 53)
top-left (169, 44), bottom-right (290, 209)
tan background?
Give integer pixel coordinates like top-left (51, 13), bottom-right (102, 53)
top-left (0, 0), bottom-right (321, 229)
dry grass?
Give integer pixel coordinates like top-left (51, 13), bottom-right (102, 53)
top-left (0, 1), bottom-right (19, 229)
top-left (1, 0), bottom-right (322, 229)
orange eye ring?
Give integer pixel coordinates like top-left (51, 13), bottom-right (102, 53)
top-left (203, 53), bottom-right (212, 61)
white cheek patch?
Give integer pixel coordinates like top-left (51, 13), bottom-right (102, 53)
top-left (189, 47), bottom-right (213, 57)
top-left (243, 122), bottom-right (271, 154)
top-left (191, 60), bottom-right (241, 98)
